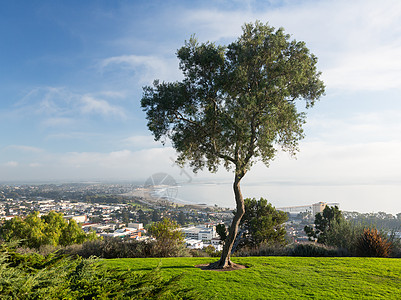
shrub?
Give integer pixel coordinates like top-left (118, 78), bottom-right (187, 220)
top-left (62, 237), bottom-right (191, 259)
top-left (149, 218), bottom-right (186, 257)
top-left (63, 238), bottom-right (155, 258)
top-left (290, 243), bottom-right (349, 257)
top-left (388, 231), bottom-right (401, 258)
top-left (235, 243), bottom-right (289, 257)
top-left (325, 220), bottom-right (363, 255)
top-left (188, 249), bottom-right (210, 257)
top-left (356, 228), bottom-right (392, 257)
top-left (234, 242), bottom-right (350, 257)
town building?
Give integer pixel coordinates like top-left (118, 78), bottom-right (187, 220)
top-left (181, 224), bottom-right (217, 242)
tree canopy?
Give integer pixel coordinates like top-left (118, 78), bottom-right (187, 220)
top-left (238, 198), bottom-right (288, 248)
top-left (0, 211), bottom-right (97, 249)
top-left (304, 205), bottom-right (344, 244)
top-left (141, 21), bottom-right (325, 268)
top-left (149, 218), bottom-right (184, 257)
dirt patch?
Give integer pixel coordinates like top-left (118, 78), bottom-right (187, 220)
top-left (195, 263), bottom-right (247, 272)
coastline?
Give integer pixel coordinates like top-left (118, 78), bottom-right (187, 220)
top-left (122, 187), bottom-right (215, 210)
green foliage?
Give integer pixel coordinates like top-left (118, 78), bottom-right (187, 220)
top-left (0, 244), bottom-right (199, 299)
top-left (238, 198), bottom-right (288, 248)
top-left (141, 21), bottom-right (324, 175)
top-left (204, 245), bottom-right (221, 257)
top-left (235, 242), bottom-right (288, 257)
top-left (290, 243), bottom-right (348, 257)
top-left (234, 242), bottom-right (349, 258)
top-left (324, 218), bottom-right (364, 255)
top-left (356, 228), bottom-right (392, 258)
top-left (304, 205), bottom-right (344, 244)
top-left (141, 20), bottom-right (324, 267)
top-left (0, 211), bottom-right (97, 249)
top-left (104, 256), bottom-right (401, 299)
top-left (64, 238), bottom-right (162, 259)
top-left (215, 223), bottom-right (228, 242)
top-left (149, 218), bottom-right (186, 257)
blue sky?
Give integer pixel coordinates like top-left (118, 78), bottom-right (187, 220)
top-left (1, 0), bottom-right (401, 213)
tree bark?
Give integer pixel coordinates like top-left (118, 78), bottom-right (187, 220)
top-left (210, 173), bottom-right (245, 269)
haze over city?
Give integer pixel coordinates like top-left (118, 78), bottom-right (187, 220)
top-left (1, 0), bottom-right (401, 214)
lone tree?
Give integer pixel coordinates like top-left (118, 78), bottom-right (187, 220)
top-left (141, 21), bottom-right (324, 268)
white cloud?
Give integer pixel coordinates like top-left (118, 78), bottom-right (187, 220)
top-left (178, 0), bottom-right (401, 91)
top-left (305, 110), bottom-right (401, 144)
top-left (100, 54), bottom-right (181, 84)
top-left (4, 161), bottom-right (18, 167)
top-left (6, 145), bottom-right (44, 153)
top-left (42, 117), bottom-right (75, 127)
top-left (16, 86), bottom-right (73, 116)
top-left (15, 87), bottom-right (128, 120)
top-left (121, 135), bottom-right (162, 149)
top-left (45, 132), bottom-right (101, 141)
top-left (245, 140), bottom-right (401, 186)
top-left (80, 95), bottom-right (126, 118)
top-left (96, 91), bottom-right (126, 98)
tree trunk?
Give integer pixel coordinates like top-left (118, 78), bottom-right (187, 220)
top-left (211, 173), bottom-right (245, 268)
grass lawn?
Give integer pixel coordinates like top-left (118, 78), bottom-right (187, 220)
top-left (102, 256), bottom-right (401, 299)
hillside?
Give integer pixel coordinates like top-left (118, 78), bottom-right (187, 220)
top-left (103, 256), bottom-right (401, 299)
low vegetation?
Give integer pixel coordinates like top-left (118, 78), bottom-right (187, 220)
top-left (104, 256), bottom-right (401, 299)
top-left (0, 243), bottom-right (199, 299)
top-left (356, 228), bottom-right (393, 257)
top-left (2, 240), bottom-right (400, 299)
top-left (304, 205), bottom-right (398, 257)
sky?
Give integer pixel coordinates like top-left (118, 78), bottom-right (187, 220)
top-left (1, 0), bottom-right (401, 213)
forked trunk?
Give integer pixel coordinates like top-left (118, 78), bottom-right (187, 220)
top-left (211, 173), bottom-right (245, 269)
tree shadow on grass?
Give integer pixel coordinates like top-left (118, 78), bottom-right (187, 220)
top-left (195, 263), bottom-right (247, 272)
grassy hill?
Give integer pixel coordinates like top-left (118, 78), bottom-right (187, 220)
top-left (103, 256), bottom-right (401, 299)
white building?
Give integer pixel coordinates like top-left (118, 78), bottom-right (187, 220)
top-left (185, 239), bottom-right (204, 249)
top-left (312, 202), bottom-right (326, 215)
top-left (127, 222), bottom-right (143, 230)
top-left (64, 215), bottom-right (88, 223)
top-left (182, 225), bottom-right (217, 242)
top-left (210, 237), bottom-right (223, 250)
top-left (100, 227), bottom-right (140, 238)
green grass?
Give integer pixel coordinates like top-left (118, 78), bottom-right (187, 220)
top-left (103, 256), bottom-right (401, 299)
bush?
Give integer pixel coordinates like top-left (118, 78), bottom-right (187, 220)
top-left (234, 242), bottom-right (350, 257)
top-left (388, 232), bottom-right (401, 258)
top-left (188, 249), bottom-right (210, 257)
top-left (290, 243), bottom-right (349, 257)
top-left (356, 228), bottom-right (392, 257)
top-left (149, 218), bottom-right (186, 257)
top-left (62, 237), bottom-right (191, 259)
top-left (325, 220), bottom-right (363, 255)
top-left (63, 238), bottom-right (154, 258)
top-left (235, 243), bottom-right (289, 257)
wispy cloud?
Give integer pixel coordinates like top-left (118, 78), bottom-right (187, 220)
top-left (4, 161), bottom-right (18, 167)
top-left (121, 135), bottom-right (163, 149)
top-left (100, 54), bottom-right (182, 84)
top-left (80, 95), bottom-right (126, 118)
top-left (15, 86), bottom-right (128, 121)
top-left (45, 132), bottom-right (101, 141)
top-left (42, 117), bottom-right (75, 127)
top-left (6, 145), bottom-right (44, 153)
top-left (178, 0), bottom-right (401, 91)
top-left (306, 110), bottom-right (401, 144)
